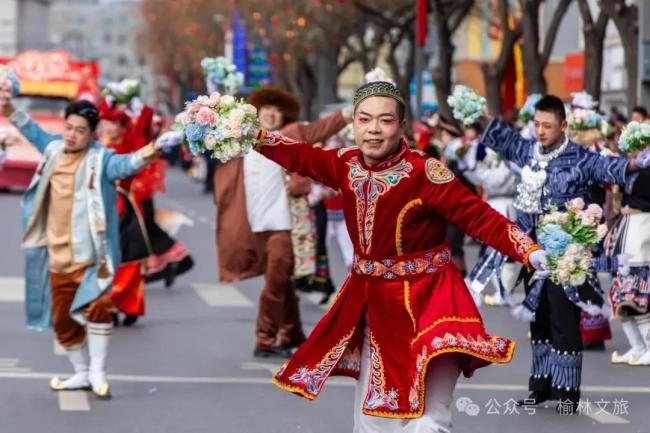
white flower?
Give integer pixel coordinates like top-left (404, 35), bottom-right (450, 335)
top-left (220, 95), bottom-right (235, 108)
top-left (596, 224), bottom-right (608, 240)
top-left (175, 112), bottom-right (190, 126)
top-left (205, 132), bottom-right (217, 150)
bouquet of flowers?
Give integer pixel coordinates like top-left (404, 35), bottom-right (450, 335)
top-left (447, 85), bottom-right (486, 125)
top-left (519, 93), bottom-right (542, 123)
top-left (102, 79), bottom-right (141, 105)
top-left (568, 108), bottom-right (604, 131)
top-left (201, 56), bottom-right (244, 95)
top-left (618, 121), bottom-right (650, 154)
top-left (173, 92), bottom-right (259, 162)
top-left (0, 66), bottom-right (21, 106)
top-left (537, 198), bottom-right (608, 287)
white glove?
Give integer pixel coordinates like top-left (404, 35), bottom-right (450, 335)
top-left (206, 78), bottom-right (218, 94)
top-left (617, 253), bottom-right (630, 277)
top-left (155, 131), bottom-right (183, 150)
top-left (528, 249), bottom-right (550, 279)
top-left (0, 148), bottom-right (6, 165)
top-left (128, 97), bottom-right (144, 117)
top-left (635, 150), bottom-right (650, 169)
top-left (104, 94), bottom-right (115, 108)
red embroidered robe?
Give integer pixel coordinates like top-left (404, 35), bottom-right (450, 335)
top-left (255, 131), bottom-right (540, 419)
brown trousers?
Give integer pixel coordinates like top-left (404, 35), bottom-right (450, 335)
top-left (50, 268), bottom-right (113, 348)
top-left (254, 231), bottom-right (305, 350)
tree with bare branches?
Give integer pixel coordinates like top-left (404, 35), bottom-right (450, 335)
top-left (429, 0), bottom-right (475, 119)
top-left (576, 0), bottom-right (609, 103)
top-left (599, 0), bottom-right (639, 111)
top-left (518, 0), bottom-right (573, 94)
top-left (481, 0), bottom-right (523, 115)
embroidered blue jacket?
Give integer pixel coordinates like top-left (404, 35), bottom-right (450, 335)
top-left (481, 119), bottom-right (629, 234)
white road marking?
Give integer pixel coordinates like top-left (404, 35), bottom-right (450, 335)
top-left (58, 391), bottom-right (91, 411)
top-left (0, 371), bottom-right (648, 396)
top-left (584, 412), bottom-right (630, 424)
top-left (0, 278), bottom-right (24, 302)
top-left (241, 361), bottom-right (283, 375)
top-left (192, 283), bottom-right (254, 307)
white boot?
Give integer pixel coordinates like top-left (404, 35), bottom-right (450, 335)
top-left (629, 318), bottom-right (650, 366)
top-left (50, 346), bottom-right (90, 391)
top-left (611, 319), bottom-right (646, 364)
top-left (87, 322), bottom-right (112, 398)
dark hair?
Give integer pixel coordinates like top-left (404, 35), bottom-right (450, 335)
top-left (65, 100), bottom-right (100, 131)
top-left (466, 122), bottom-right (483, 134)
top-left (632, 105), bottom-right (648, 118)
top-left (534, 95), bottom-right (566, 123)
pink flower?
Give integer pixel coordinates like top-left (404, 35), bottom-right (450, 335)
top-left (566, 244), bottom-right (580, 256)
top-left (196, 106), bottom-right (218, 126)
top-left (174, 112), bottom-right (190, 126)
top-left (596, 224), bottom-right (608, 240)
top-left (197, 95), bottom-right (211, 106)
top-left (207, 93), bottom-right (221, 108)
top-left (566, 197), bottom-right (585, 213)
top-left (585, 204), bottom-right (603, 221)
top-left (186, 102), bottom-right (201, 118)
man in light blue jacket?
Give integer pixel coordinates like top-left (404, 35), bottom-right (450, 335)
top-left (1, 95), bottom-right (179, 398)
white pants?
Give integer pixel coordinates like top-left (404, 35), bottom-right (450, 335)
top-left (354, 328), bottom-right (460, 433)
top-left (326, 219), bottom-right (354, 270)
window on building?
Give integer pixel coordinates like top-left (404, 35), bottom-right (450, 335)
top-left (104, 33), bottom-right (112, 44)
top-left (117, 55), bottom-right (128, 66)
top-left (117, 34), bottom-right (128, 46)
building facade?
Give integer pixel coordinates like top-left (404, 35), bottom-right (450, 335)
top-left (0, 0), bottom-right (52, 57)
top-left (49, 0), bottom-right (160, 103)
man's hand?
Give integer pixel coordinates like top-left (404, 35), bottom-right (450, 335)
top-left (617, 253), bottom-right (630, 277)
top-left (528, 249), bottom-right (550, 280)
top-left (0, 88), bottom-right (15, 118)
top-left (155, 131), bottom-right (183, 150)
top-left (634, 150), bottom-right (650, 170)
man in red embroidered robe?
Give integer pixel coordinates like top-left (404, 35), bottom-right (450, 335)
top-left (243, 80), bottom-right (548, 432)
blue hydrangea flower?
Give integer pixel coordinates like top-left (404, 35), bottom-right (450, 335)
top-left (185, 123), bottom-right (207, 143)
top-left (538, 224), bottom-right (573, 259)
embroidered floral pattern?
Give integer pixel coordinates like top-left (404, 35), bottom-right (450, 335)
top-left (507, 224), bottom-right (537, 257)
top-left (408, 346), bottom-right (428, 410)
top-left (347, 156), bottom-right (413, 254)
top-left (425, 158), bottom-right (454, 184)
top-left (353, 247), bottom-right (450, 280)
top-left (288, 330), bottom-right (353, 395)
top-left (365, 333), bottom-right (399, 412)
top-left (260, 131), bottom-right (300, 147)
top-left (337, 146), bottom-right (358, 157)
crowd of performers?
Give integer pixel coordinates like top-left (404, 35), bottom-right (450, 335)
top-left (213, 81), bottom-right (650, 431)
top-left (2, 70), bottom-right (650, 432)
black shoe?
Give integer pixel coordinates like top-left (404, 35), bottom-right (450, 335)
top-left (517, 391), bottom-right (550, 407)
top-left (112, 312), bottom-right (120, 327)
top-left (293, 276), bottom-right (313, 293)
top-left (583, 341), bottom-right (606, 351)
top-left (122, 315), bottom-right (139, 326)
top-left (253, 346), bottom-right (292, 359)
top-left (319, 292), bottom-right (333, 305)
top-left (311, 278), bottom-right (335, 295)
top-left (164, 262), bottom-right (178, 288)
top-left (556, 399), bottom-right (579, 415)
